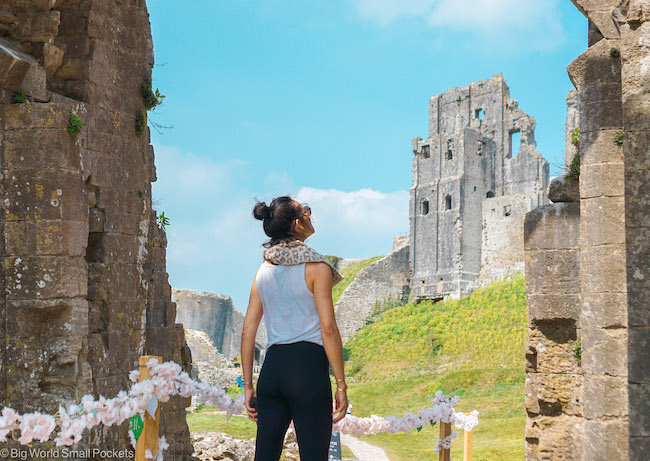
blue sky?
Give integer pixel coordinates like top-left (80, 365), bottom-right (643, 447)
top-left (148, 0), bottom-right (587, 312)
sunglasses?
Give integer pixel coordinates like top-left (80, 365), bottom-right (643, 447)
top-left (302, 205), bottom-right (311, 217)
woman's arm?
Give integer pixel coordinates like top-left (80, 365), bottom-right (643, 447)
top-left (309, 262), bottom-right (348, 423)
top-left (241, 276), bottom-right (263, 422)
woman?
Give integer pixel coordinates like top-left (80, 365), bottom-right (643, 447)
top-left (240, 196), bottom-right (349, 461)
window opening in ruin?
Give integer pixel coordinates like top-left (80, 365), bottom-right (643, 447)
top-left (474, 186), bottom-right (477, 191)
top-left (504, 205), bottom-right (511, 217)
top-left (444, 195), bottom-right (452, 210)
top-left (486, 191), bottom-right (495, 198)
top-left (421, 199), bottom-right (429, 215)
top-left (477, 141), bottom-right (484, 155)
top-left (445, 140), bottom-right (453, 160)
top-left (510, 130), bottom-right (521, 158)
top-left (422, 145), bottom-right (430, 158)
top-left (475, 109), bottom-right (484, 120)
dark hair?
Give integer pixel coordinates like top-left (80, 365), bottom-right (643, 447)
top-left (253, 196), bottom-right (304, 248)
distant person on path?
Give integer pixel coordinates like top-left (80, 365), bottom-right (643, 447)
top-left (241, 196), bottom-right (349, 461)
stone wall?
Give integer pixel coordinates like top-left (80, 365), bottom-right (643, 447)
top-left (478, 194), bottom-right (530, 287)
top-left (524, 1), bottom-right (650, 458)
top-left (173, 288), bottom-right (267, 363)
top-left (335, 235), bottom-right (410, 344)
top-left (0, 1), bottom-right (193, 459)
top-left (410, 73), bottom-right (549, 302)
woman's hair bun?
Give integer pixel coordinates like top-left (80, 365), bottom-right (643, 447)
top-left (253, 201), bottom-right (271, 221)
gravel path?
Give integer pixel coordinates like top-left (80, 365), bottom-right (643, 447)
top-left (340, 434), bottom-right (391, 461)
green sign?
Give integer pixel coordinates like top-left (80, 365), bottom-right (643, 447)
top-left (130, 414), bottom-right (143, 440)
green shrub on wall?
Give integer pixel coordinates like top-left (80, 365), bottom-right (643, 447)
top-left (67, 110), bottom-right (83, 135)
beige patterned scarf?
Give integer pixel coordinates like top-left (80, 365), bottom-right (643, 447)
top-left (263, 239), bottom-right (344, 287)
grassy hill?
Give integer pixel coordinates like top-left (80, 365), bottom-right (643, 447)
top-left (343, 272), bottom-right (527, 460)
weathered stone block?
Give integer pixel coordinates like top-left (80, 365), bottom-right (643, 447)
top-left (582, 291), bottom-right (627, 328)
top-left (4, 219), bottom-right (87, 256)
top-left (578, 129), bottom-right (625, 165)
top-left (581, 327), bottom-right (627, 376)
top-left (624, 168), bottom-right (650, 228)
top-left (3, 129), bottom-right (82, 170)
top-left (548, 177), bottom-right (580, 203)
top-left (525, 414), bottom-right (583, 460)
top-left (525, 249), bottom-right (580, 295)
top-left (3, 255), bottom-right (86, 300)
top-left (629, 383), bottom-right (650, 437)
top-left (13, 11), bottom-right (60, 42)
top-left (579, 162), bottom-right (625, 199)
top-left (583, 375), bottom-right (628, 419)
top-left (582, 420), bottom-right (629, 460)
top-left (528, 294), bottom-right (581, 322)
top-left (579, 196), bottom-right (626, 246)
top-left (0, 40), bottom-right (30, 92)
top-left (628, 326), bottom-right (650, 384)
top-left (524, 203), bottom-right (580, 250)
top-left (580, 245), bottom-right (627, 294)
top-left (526, 372), bottom-right (583, 416)
top-left (103, 209), bottom-right (147, 234)
top-left (0, 101), bottom-right (70, 130)
top-left (528, 321), bottom-right (581, 374)
top-left (567, 39), bottom-right (621, 88)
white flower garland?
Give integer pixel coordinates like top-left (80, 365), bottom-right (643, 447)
top-left (0, 359), bottom-right (478, 458)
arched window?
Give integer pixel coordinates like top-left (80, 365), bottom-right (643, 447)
top-left (421, 145), bottom-right (430, 159)
top-left (444, 195), bottom-right (452, 210)
top-left (486, 191), bottom-right (495, 198)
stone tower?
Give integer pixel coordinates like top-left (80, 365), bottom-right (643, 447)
top-left (410, 74), bottom-right (549, 301)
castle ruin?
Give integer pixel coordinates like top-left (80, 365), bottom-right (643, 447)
top-left (524, 1), bottom-right (650, 459)
top-left (410, 74), bottom-right (549, 301)
top-left (0, 1), bottom-right (193, 459)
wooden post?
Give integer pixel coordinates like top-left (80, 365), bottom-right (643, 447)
top-left (439, 421), bottom-right (451, 461)
top-left (464, 413), bottom-right (473, 461)
top-left (135, 355), bottom-right (162, 461)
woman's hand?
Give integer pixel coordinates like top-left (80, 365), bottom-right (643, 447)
top-left (332, 389), bottom-right (348, 424)
top-left (245, 386), bottom-right (258, 423)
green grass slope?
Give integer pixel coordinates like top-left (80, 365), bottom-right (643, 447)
top-left (344, 272), bottom-right (527, 460)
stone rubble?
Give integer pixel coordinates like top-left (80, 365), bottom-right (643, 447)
top-left (191, 428), bottom-right (300, 461)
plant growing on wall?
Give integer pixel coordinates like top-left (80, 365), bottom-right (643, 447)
top-left (140, 77), bottom-right (165, 111)
top-left (571, 337), bottom-right (582, 365)
top-left (609, 47), bottom-right (620, 58)
top-left (614, 130), bottom-right (624, 146)
top-left (11, 91), bottom-right (27, 104)
top-left (157, 211), bottom-right (170, 230)
top-left (67, 110), bottom-right (83, 135)
top-left (571, 127), bottom-right (580, 147)
top-left (135, 109), bottom-right (146, 136)
top-left (564, 153), bottom-right (580, 182)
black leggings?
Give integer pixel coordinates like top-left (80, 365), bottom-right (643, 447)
top-left (254, 341), bottom-right (333, 461)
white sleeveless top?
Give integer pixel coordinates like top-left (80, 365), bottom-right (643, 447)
top-left (255, 261), bottom-right (323, 351)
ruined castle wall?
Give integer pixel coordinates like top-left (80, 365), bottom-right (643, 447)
top-left (172, 288), bottom-right (267, 363)
top-left (523, 202), bottom-right (583, 459)
top-left (478, 194), bottom-right (531, 286)
top-left (617, 2), bottom-right (650, 455)
top-left (335, 238), bottom-right (410, 344)
top-left (410, 74), bottom-right (549, 301)
top-left (524, 1), bottom-right (650, 458)
top-left (0, 1), bottom-right (193, 459)
top-left (567, 3), bottom-right (629, 458)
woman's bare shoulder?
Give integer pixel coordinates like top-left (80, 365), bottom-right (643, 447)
top-left (305, 261), bottom-right (331, 276)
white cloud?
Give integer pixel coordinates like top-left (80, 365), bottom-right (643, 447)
top-left (351, 0), bottom-right (565, 50)
top-left (152, 144), bottom-right (409, 312)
